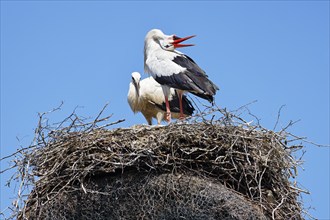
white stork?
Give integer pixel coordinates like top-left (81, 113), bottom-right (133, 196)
top-left (144, 29), bottom-right (219, 123)
top-left (127, 72), bottom-right (194, 125)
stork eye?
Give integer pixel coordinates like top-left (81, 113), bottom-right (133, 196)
top-left (173, 35), bottom-right (180, 40)
top-left (160, 40), bottom-right (174, 51)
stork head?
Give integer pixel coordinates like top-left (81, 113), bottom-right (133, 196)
top-left (131, 72), bottom-right (141, 96)
top-left (145, 29), bottom-right (195, 52)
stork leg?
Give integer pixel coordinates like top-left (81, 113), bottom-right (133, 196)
top-left (177, 90), bottom-right (185, 120)
top-left (164, 96), bottom-right (171, 123)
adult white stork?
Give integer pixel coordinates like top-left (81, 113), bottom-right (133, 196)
top-left (127, 72), bottom-right (194, 125)
top-left (144, 29), bottom-right (219, 123)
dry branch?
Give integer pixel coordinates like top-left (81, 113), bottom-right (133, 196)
top-left (1, 105), bottom-right (308, 219)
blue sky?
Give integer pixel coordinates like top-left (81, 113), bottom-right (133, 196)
top-left (1, 1), bottom-right (329, 218)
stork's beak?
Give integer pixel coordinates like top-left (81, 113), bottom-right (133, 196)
top-left (133, 79), bottom-right (140, 96)
top-left (172, 35), bottom-right (196, 48)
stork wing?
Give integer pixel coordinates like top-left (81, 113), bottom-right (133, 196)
top-left (173, 55), bottom-right (207, 77)
top-left (172, 54), bottom-right (219, 102)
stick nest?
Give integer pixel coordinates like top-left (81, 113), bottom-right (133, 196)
top-left (4, 106), bottom-right (305, 219)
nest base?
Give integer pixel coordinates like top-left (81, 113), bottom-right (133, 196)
top-left (25, 171), bottom-right (266, 220)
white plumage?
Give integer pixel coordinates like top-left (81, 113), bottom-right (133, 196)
top-left (144, 30), bottom-right (185, 78)
top-left (144, 29), bottom-right (219, 123)
top-left (127, 72), bottom-right (194, 125)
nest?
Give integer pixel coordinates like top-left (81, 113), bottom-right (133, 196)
top-left (3, 106), bottom-right (306, 219)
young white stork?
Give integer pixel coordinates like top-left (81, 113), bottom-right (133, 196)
top-left (127, 72), bottom-right (194, 125)
top-left (144, 29), bottom-right (219, 123)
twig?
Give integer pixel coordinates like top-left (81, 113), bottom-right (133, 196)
top-left (273, 105), bottom-right (286, 131)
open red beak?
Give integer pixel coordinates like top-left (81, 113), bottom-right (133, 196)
top-left (172, 35), bottom-right (196, 48)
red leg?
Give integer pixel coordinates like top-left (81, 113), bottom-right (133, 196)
top-left (178, 91), bottom-right (185, 120)
top-left (165, 96), bottom-right (171, 123)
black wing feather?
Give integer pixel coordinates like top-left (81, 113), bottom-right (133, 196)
top-left (172, 55), bottom-right (219, 102)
